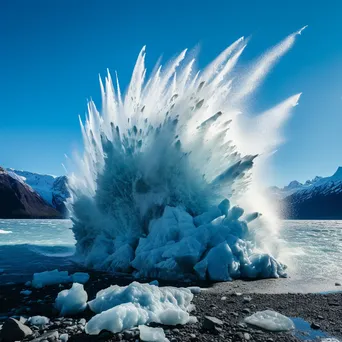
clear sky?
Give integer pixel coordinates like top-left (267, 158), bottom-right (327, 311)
top-left (1, 0), bottom-right (341, 186)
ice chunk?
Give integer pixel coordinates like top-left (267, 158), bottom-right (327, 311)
top-left (29, 316), bottom-right (49, 326)
top-left (199, 242), bottom-right (239, 281)
top-left (55, 283), bottom-right (88, 315)
top-left (193, 207), bottom-right (222, 227)
top-left (139, 325), bottom-right (167, 342)
top-left (187, 286), bottom-right (201, 294)
top-left (32, 270), bottom-right (92, 288)
top-left (244, 310), bottom-right (294, 331)
top-left (59, 333), bottom-right (69, 342)
top-left (71, 272), bottom-right (90, 284)
top-left (20, 290), bottom-right (32, 296)
top-left (149, 280), bottom-right (159, 286)
top-left (85, 282), bottom-right (193, 334)
top-left (32, 269), bottom-right (70, 288)
top-left (85, 303), bottom-right (148, 335)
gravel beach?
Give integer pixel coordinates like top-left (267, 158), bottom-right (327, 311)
top-left (0, 272), bottom-right (341, 342)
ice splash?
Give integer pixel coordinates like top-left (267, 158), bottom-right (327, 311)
top-left (68, 28), bottom-right (305, 281)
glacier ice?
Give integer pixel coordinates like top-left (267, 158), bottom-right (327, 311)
top-left (71, 272), bottom-right (90, 284)
top-left (139, 325), bottom-right (168, 342)
top-left (85, 282), bottom-right (193, 334)
top-left (55, 283), bottom-right (88, 315)
top-left (32, 270), bottom-right (90, 288)
top-left (244, 310), bottom-right (295, 331)
top-left (32, 269), bottom-right (70, 288)
top-left (68, 28), bottom-right (305, 282)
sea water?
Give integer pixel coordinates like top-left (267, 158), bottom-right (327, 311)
top-left (0, 219), bottom-right (341, 286)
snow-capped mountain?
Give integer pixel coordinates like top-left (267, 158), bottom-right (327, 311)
top-left (272, 167), bottom-right (342, 219)
top-left (7, 169), bottom-right (70, 216)
top-left (0, 167), bottom-right (61, 218)
top-left (7, 169), bottom-right (56, 204)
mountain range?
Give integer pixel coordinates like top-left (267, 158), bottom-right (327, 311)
top-left (270, 167), bottom-right (342, 219)
top-left (0, 166), bottom-right (341, 219)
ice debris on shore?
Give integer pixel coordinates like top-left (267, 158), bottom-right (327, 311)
top-left (32, 269), bottom-right (90, 288)
top-left (28, 316), bottom-right (50, 326)
top-left (139, 325), bottom-right (168, 342)
top-left (55, 283), bottom-right (88, 315)
top-left (85, 282), bottom-right (194, 335)
top-left (244, 310), bottom-right (295, 331)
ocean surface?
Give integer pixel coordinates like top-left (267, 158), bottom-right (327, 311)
top-left (0, 219), bottom-right (341, 285)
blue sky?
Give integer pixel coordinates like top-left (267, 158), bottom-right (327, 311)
top-left (1, 0), bottom-right (341, 186)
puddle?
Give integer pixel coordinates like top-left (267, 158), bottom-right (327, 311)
top-left (291, 317), bottom-right (340, 341)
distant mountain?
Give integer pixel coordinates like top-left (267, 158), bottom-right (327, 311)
top-left (271, 167), bottom-right (342, 219)
top-left (0, 167), bottom-right (61, 218)
top-left (7, 169), bottom-right (70, 216)
top-left (51, 175), bottom-right (70, 216)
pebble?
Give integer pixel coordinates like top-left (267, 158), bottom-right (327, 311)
top-left (243, 296), bottom-right (252, 303)
top-left (310, 322), bottom-right (320, 330)
top-left (190, 333), bottom-right (198, 341)
top-left (335, 282), bottom-right (341, 286)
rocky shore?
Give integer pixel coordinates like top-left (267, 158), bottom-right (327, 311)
top-left (0, 272), bottom-right (341, 342)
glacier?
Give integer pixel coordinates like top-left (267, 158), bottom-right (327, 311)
top-left (67, 28), bottom-right (305, 282)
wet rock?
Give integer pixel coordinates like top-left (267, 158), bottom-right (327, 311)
top-left (203, 316), bottom-right (224, 330)
top-left (0, 317), bottom-right (33, 341)
top-left (190, 333), bottom-right (198, 341)
top-left (310, 322), bottom-right (320, 330)
top-left (243, 296), bottom-right (252, 303)
top-left (30, 330), bottom-right (59, 342)
top-left (242, 308), bottom-right (251, 314)
top-left (123, 329), bottom-right (139, 339)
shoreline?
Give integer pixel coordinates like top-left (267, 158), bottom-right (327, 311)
top-left (0, 272), bottom-right (341, 341)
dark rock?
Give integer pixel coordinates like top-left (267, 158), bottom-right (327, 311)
top-left (242, 308), bottom-right (251, 314)
top-left (335, 282), bottom-right (341, 286)
top-left (123, 329), bottom-right (139, 339)
top-left (310, 322), bottom-right (320, 330)
top-left (0, 317), bottom-right (33, 341)
top-left (29, 330), bottom-right (59, 342)
top-left (243, 296), bottom-right (252, 303)
top-left (203, 316), bottom-right (224, 330)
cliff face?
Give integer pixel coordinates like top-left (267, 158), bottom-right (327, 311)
top-left (0, 167), bottom-right (61, 219)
